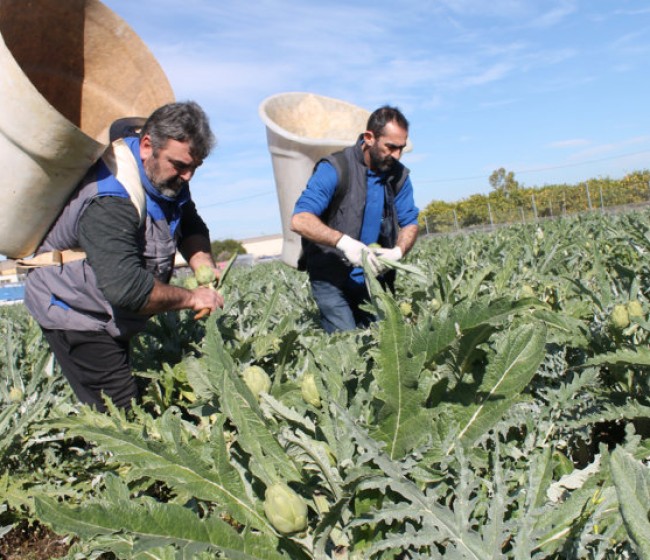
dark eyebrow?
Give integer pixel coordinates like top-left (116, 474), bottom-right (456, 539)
top-left (169, 157), bottom-right (202, 171)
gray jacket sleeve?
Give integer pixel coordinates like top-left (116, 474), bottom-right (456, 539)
top-left (78, 197), bottom-right (154, 312)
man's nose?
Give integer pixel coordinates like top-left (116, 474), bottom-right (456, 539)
top-left (179, 169), bottom-right (194, 181)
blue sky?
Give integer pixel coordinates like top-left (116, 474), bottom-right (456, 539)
top-left (104, 0), bottom-right (650, 241)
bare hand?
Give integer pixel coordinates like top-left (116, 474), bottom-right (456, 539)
top-left (192, 286), bottom-right (224, 319)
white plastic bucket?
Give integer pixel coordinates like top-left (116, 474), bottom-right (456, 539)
top-left (259, 92), bottom-right (371, 268)
top-left (0, 0), bottom-right (175, 258)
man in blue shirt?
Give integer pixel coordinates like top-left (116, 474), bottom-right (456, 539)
top-left (291, 106), bottom-right (419, 333)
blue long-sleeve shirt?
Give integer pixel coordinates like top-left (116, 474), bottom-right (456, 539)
top-left (293, 160), bottom-right (419, 283)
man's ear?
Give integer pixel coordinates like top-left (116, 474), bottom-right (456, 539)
top-left (140, 134), bottom-right (154, 160)
top-left (363, 130), bottom-right (375, 146)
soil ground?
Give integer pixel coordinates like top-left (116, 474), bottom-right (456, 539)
top-left (0, 521), bottom-right (71, 560)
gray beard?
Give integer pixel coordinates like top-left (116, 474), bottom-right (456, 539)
top-left (156, 185), bottom-right (180, 198)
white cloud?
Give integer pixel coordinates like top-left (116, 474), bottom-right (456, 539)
top-left (568, 137), bottom-right (650, 162)
top-left (608, 29), bottom-right (650, 58)
top-left (547, 139), bottom-right (590, 149)
top-left (434, 0), bottom-right (577, 26)
top-left (527, 3), bottom-right (578, 29)
top-left (435, 0), bottom-right (530, 18)
top-left (614, 8), bottom-right (650, 16)
top-left (462, 62), bottom-right (515, 86)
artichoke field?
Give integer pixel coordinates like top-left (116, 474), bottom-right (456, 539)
top-left (3, 209), bottom-right (650, 559)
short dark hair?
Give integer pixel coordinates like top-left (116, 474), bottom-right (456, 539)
top-left (366, 105), bottom-right (409, 137)
top-left (140, 101), bottom-right (216, 161)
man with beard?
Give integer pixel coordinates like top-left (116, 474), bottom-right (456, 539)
top-left (24, 101), bottom-right (224, 411)
top-left (291, 106), bottom-right (419, 333)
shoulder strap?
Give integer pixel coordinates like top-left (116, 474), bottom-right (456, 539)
top-left (324, 150), bottom-right (350, 218)
top-left (100, 138), bottom-right (147, 226)
top-left (15, 248), bottom-right (86, 271)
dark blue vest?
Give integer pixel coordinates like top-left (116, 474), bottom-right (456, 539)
top-left (300, 139), bottom-right (408, 282)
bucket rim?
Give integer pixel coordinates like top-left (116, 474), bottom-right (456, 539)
top-left (258, 91), bottom-right (369, 147)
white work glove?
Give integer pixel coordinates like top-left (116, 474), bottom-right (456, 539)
top-left (336, 234), bottom-right (380, 274)
top-left (373, 246), bottom-right (403, 262)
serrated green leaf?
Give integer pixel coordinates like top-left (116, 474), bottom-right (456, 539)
top-left (370, 288), bottom-right (430, 460)
top-left (511, 446), bottom-right (554, 558)
top-left (586, 347), bottom-right (650, 367)
top-left (447, 323), bottom-right (546, 454)
top-left (199, 323), bottom-right (301, 486)
top-left (412, 297), bottom-right (545, 363)
top-left (50, 408), bottom-right (271, 532)
top-left (342, 409), bottom-right (486, 559)
top-left (611, 446), bottom-right (650, 559)
top-left (376, 256), bottom-right (429, 282)
top-left (35, 478), bottom-right (286, 559)
top-left (530, 308), bottom-right (589, 348)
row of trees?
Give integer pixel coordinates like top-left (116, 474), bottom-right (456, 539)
top-left (210, 238), bottom-right (246, 262)
top-left (420, 168), bottom-right (650, 233)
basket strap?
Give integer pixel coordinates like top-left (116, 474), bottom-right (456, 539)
top-left (15, 248), bottom-right (87, 271)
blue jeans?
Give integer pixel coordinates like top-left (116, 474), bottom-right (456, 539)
top-left (310, 279), bottom-right (375, 333)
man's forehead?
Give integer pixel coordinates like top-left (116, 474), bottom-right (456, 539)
top-left (161, 138), bottom-right (191, 150)
top-left (380, 127), bottom-right (408, 146)
top-left (160, 138), bottom-right (195, 158)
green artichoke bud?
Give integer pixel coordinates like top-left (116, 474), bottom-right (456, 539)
top-left (263, 483), bottom-right (308, 534)
top-left (611, 304), bottom-right (630, 330)
top-left (399, 301), bottom-right (413, 316)
top-left (301, 373), bottom-right (321, 407)
top-left (184, 275), bottom-right (199, 290)
top-left (195, 264), bottom-right (217, 286)
top-left (521, 285), bottom-right (535, 298)
top-left (9, 386), bottom-right (23, 403)
top-left (430, 298), bottom-right (441, 311)
top-left (242, 365), bottom-right (271, 400)
top-left (627, 300), bottom-right (644, 319)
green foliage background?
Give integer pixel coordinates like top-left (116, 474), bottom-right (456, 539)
top-left (210, 238), bottom-right (247, 262)
top-left (421, 168), bottom-right (650, 232)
